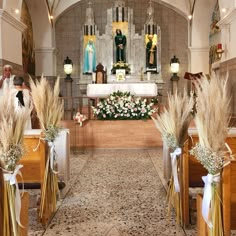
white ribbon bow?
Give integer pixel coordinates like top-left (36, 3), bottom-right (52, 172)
top-left (48, 141), bottom-right (58, 174)
top-left (4, 164), bottom-right (24, 227)
top-left (170, 147), bottom-right (182, 192)
top-left (202, 173), bottom-right (221, 228)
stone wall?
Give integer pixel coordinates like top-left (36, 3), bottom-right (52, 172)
top-left (55, 0), bottom-right (188, 98)
top-left (220, 58), bottom-right (236, 116)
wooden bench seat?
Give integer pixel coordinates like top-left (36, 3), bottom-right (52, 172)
top-left (180, 128), bottom-right (236, 228)
top-left (0, 168), bottom-right (29, 235)
top-left (18, 130), bottom-right (47, 185)
top-left (0, 167), bottom-right (3, 236)
top-left (17, 130), bottom-right (50, 225)
top-left (197, 160), bottom-right (236, 235)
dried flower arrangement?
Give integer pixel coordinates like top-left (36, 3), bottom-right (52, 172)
top-left (152, 91), bottom-right (194, 225)
top-left (190, 76), bottom-right (231, 235)
top-left (30, 75), bottom-right (64, 223)
top-left (0, 89), bottom-right (30, 235)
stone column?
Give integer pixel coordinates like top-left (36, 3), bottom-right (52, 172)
top-left (0, 9), bottom-right (26, 74)
top-left (35, 47), bottom-right (56, 77)
top-left (188, 47), bottom-right (209, 74)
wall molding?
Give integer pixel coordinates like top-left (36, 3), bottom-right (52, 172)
top-left (188, 47), bottom-right (209, 52)
top-left (35, 47), bottom-right (56, 54)
top-left (0, 9), bottom-right (26, 32)
top-left (217, 8), bottom-right (236, 26)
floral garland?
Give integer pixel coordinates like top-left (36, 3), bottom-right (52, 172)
top-left (92, 91), bottom-right (157, 120)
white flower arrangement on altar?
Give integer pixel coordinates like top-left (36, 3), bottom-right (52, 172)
top-left (73, 112), bottom-right (87, 126)
top-left (92, 91), bottom-right (158, 120)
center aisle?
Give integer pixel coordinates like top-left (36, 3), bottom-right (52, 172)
top-left (43, 149), bottom-right (184, 236)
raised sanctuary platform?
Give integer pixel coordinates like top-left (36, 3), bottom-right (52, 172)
top-left (61, 119), bottom-right (162, 149)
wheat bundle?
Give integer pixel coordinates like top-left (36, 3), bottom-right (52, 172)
top-left (152, 90), bottom-right (194, 225)
top-left (190, 76), bottom-right (231, 236)
top-left (0, 89), bottom-right (30, 236)
top-left (30, 75), bottom-right (64, 223)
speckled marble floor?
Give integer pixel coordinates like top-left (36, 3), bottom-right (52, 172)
top-left (29, 148), bottom-right (187, 236)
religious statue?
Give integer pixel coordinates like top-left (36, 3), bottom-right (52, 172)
top-left (146, 35), bottom-right (157, 69)
top-left (83, 39), bottom-right (96, 74)
top-left (115, 29), bottom-right (126, 62)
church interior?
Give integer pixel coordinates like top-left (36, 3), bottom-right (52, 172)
top-left (1, 0), bottom-right (236, 235)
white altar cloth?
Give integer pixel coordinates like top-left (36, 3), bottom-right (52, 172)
top-left (87, 83), bottom-right (158, 97)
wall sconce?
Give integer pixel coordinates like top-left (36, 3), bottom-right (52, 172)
top-left (170, 55), bottom-right (180, 81)
top-left (64, 56), bottom-right (73, 81)
top-left (216, 44), bottom-right (224, 60)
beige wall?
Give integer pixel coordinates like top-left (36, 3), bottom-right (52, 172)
top-left (220, 58), bottom-right (236, 115)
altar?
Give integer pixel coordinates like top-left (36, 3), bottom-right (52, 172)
top-left (80, 0), bottom-right (161, 79)
top-left (87, 83), bottom-right (158, 98)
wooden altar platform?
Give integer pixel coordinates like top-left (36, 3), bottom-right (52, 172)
top-left (60, 119), bottom-right (162, 149)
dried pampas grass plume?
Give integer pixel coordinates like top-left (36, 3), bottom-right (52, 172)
top-left (30, 75), bottom-right (64, 133)
top-left (152, 90), bottom-right (194, 149)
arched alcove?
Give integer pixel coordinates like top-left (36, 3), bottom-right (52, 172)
top-left (55, 0), bottom-right (189, 96)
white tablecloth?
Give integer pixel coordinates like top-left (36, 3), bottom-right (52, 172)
top-left (87, 83), bottom-right (158, 97)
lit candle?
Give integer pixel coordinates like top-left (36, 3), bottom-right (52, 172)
top-left (217, 43), bottom-right (222, 50)
top-left (92, 72), bottom-right (96, 83)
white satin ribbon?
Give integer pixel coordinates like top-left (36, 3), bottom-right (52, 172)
top-left (4, 164), bottom-right (24, 227)
top-left (202, 173), bottom-right (221, 228)
top-left (33, 137), bottom-right (44, 152)
top-left (48, 141), bottom-right (58, 174)
top-left (170, 147), bottom-right (182, 192)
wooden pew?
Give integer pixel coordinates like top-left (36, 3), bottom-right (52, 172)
top-left (181, 131), bottom-right (207, 227)
top-left (197, 194), bottom-right (208, 236)
top-left (222, 159), bottom-right (236, 235)
top-left (197, 160), bottom-right (236, 235)
top-left (17, 129), bottom-right (70, 225)
top-left (18, 130), bottom-right (47, 186)
top-left (20, 192), bottom-right (29, 236)
top-left (17, 130), bottom-right (50, 225)
top-left (0, 166), bottom-right (3, 236)
top-left (180, 128), bottom-right (236, 228)
top-left (0, 168), bottom-right (29, 235)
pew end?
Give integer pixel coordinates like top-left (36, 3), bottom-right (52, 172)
top-left (197, 160), bottom-right (236, 236)
top-left (197, 194), bottom-right (208, 236)
top-left (20, 192), bottom-right (29, 236)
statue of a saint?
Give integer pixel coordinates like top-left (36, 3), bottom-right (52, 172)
top-left (115, 29), bottom-right (126, 62)
top-left (146, 35), bottom-right (157, 69)
top-left (83, 39), bottom-right (96, 74)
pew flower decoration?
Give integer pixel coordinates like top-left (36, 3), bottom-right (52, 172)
top-left (73, 112), bottom-right (87, 126)
top-left (190, 76), bottom-right (231, 235)
top-left (30, 75), bottom-right (64, 222)
top-left (0, 90), bottom-right (30, 236)
top-left (152, 91), bottom-right (194, 225)
top-left (92, 91), bottom-right (157, 120)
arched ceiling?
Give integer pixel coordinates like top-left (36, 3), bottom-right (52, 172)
top-left (53, 0), bottom-right (191, 21)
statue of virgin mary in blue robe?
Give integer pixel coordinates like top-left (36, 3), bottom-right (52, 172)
top-left (83, 39), bottom-right (96, 74)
